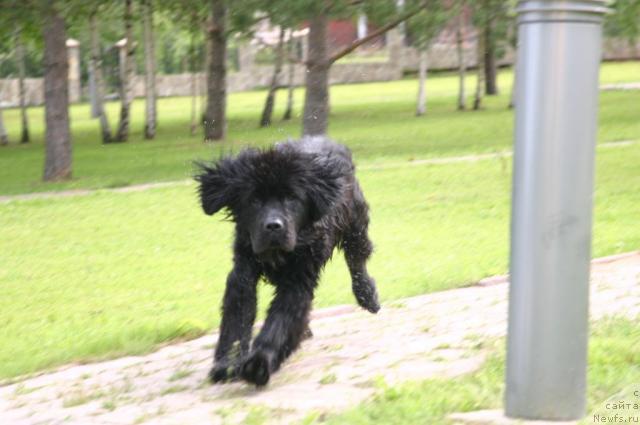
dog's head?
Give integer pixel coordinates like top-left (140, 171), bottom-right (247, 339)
top-left (195, 145), bottom-right (351, 258)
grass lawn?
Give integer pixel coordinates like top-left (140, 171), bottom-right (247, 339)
top-left (0, 61), bottom-right (638, 380)
top-left (0, 61), bottom-right (638, 195)
top-left (314, 317), bottom-right (640, 424)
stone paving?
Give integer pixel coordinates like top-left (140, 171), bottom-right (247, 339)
top-left (1, 252), bottom-right (638, 425)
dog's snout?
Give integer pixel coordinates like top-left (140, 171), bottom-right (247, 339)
top-left (265, 218), bottom-right (284, 232)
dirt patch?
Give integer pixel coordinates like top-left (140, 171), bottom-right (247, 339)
top-left (1, 252), bottom-right (639, 424)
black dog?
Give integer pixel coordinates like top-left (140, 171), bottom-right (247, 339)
top-left (196, 137), bottom-right (379, 386)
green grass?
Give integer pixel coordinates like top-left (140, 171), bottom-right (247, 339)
top-left (314, 317), bottom-right (640, 424)
top-left (0, 143), bottom-right (638, 380)
top-left (0, 61), bottom-right (638, 380)
top-left (0, 61), bottom-right (638, 195)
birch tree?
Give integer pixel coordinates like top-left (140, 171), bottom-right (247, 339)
top-left (0, 107), bottom-right (8, 146)
top-left (259, 27), bottom-right (285, 127)
top-left (142, 0), bottom-right (157, 139)
top-left (88, 8), bottom-right (112, 143)
top-left (282, 32), bottom-right (296, 121)
top-left (157, 0), bottom-right (208, 135)
top-left (115, 0), bottom-right (135, 142)
top-left (407, 4), bottom-right (449, 116)
top-left (473, 28), bottom-right (485, 110)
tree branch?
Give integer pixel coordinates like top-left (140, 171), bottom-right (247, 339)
top-left (328, 2), bottom-right (426, 65)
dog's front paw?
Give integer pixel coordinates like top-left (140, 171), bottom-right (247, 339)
top-left (353, 276), bottom-right (380, 314)
top-left (208, 362), bottom-right (238, 384)
top-left (241, 350), bottom-right (274, 387)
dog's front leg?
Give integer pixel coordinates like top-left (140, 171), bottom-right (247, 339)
top-left (209, 257), bottom-right (260, 383)
top-left (343, 215), bottom-right (380, 314)
top-left (241, 284), bottom-right (313, 386)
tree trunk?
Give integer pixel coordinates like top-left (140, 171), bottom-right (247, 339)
top-left (203, 0), bottom-right (227, 141)
top-left (15, 27), bottom-right (30, 144)
top-left (0, 107), bottom-right (9, 146)
top-left (416, 47), bottom-right (428, 116)
top-left (302, 14), bottom-right (329, 137)
top-left (282, 33), bottom-right (295, 121)
top-left (43, 6), bottom-right (72, 181)
top-left (484, 20), bottom-right (498, 95)
top-left (142, 0), bottom-right (157, 139)
top-left (473, 31), bottom-right (486, 110)
top-left (260, 28), bottom-right (285, 127)
top-left (190, 21), bottom-right (199, 136)
top-left (115, 0), bottom-right (134, 142)
top-left (200, 19), bottom-right (210, 125)
top-left (89, 11), bottom-right (112, 144)
top-left (456, 16), bottom-right (466, 111)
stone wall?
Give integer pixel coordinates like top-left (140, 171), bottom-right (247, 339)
top-left (602, 38), bottom-right (640, 60)
top-left (143, 61), bottom-right (399, 95)
top-left (1, 35), bottom-right (637, 108)
top-left (0, 78), bottom-right (44, 107)
top-left (400, 40), bottom-right (515, 73)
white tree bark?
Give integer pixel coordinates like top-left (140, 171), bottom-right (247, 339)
top-left (89, 11), bottom-right (112, 143)
top-left (142, 0), bottom-right (157, 139)
top-left (416, 48), bottom-right (428, 116)
top-left (282, 33), bottom-right (295, 121)
top-left (0, 107), bottom-right (9, 146)
top-left (260, 28), bottom-right (285, 127)
top-left (115, 0), bottom-right (134, 142)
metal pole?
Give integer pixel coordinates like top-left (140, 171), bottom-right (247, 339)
top-left (505, 0), bottom-right (608, 421)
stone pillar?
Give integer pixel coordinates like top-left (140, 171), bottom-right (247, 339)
top-left (66, 39), bottom-right (81, 103)
top-left (357, 14), bottom-right (368, 39)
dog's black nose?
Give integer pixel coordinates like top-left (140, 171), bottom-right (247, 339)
top-left (265, 219), bottom-right (284, 232)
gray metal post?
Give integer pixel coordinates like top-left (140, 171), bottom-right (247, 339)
top-left (505, 0), bottom-right (608, 421)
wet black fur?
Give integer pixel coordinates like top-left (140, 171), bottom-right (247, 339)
top-left (195, 138), bottom-right (380, 387)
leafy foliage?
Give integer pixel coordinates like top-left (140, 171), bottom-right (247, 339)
top-left (406, 1), bottom-right (451, 50)
top-left (605, 0), bottom-right (640, 45)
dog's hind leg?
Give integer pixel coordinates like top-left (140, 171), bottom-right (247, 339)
top-left (209, 255), bottom-right (260, 384)
top-left (342, 187), bottom-right (380, 314)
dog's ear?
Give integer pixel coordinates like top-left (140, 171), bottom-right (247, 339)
top-left (306, 155), bottom-right (352, 222)
top-left (194, 157), bottom-right (239, 216)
